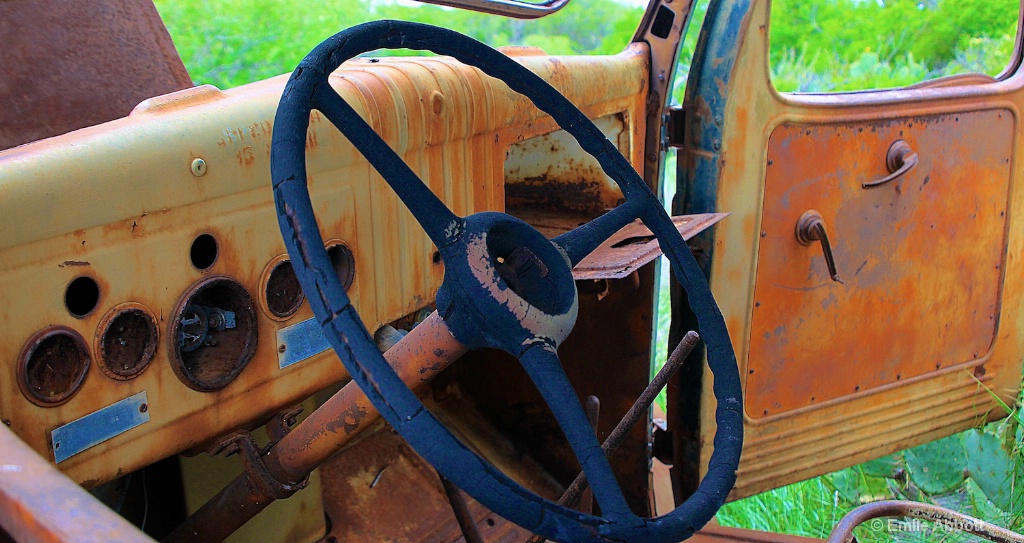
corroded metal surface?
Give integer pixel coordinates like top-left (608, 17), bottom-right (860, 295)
top-left (749, 112), bottom-right (1011, 417)
top-left (95, 303), bottom-right (160, 381)
top-left (681, 0), bottom-right (1024, 501)
top-left (0, 424), bottom-right (153, 543)
top-left (17, 326), bottom-right (91, 408)
top-left (573, 213), bottom-right (727, 280)
top-left (165, 312), bottom-right (468, 543)
top-left (270, 312), bottom-right (468, 480)
top-left (0, 0), bottom-right (192, 150)
top-left (0, 47), bottom-right (648, 487)
top-left (505, 114), bottom-right (631, 215)
top-left (318, 395), bottom-right (558, 543)
top-left (453, 262), bottom-right (660, 517)
top-left (523, 331), bottom-right (698, 543)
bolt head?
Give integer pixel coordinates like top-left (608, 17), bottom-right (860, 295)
top-left (191, 158), bottom-right (208, 177)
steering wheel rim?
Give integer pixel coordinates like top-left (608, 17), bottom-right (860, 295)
top-left (271, 20), bottom-right (742, 543)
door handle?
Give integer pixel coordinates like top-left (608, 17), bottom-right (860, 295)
top-left (862, 140), bottom-right (918, 188)
top-left (796, 210), bottom-right (843, 284)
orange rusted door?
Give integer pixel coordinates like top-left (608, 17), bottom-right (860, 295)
top-left (678, 0), bottom-right (1024, 498)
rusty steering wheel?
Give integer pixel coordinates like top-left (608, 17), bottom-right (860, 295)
top-left (271, 20), bottom-right (742, 543)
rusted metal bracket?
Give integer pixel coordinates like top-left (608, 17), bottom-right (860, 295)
top-left (573, 213), bottom-right (727, 280)
top-left (266, 405), bottom-right (303, 444)
top-left (215, 431), bottom-right (310, 501)
top-left (235, 433), bottom-right (309, 501)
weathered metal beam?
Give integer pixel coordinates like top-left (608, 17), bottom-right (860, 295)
top-left (0, 424), bottom-right (153, 543)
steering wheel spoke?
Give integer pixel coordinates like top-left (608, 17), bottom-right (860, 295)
top-left (311, 84), bottom-right (464, 249)
top-left (553, 199), bottom-right (644, 266)
top-left (519, 344), bottom-right (634, 522)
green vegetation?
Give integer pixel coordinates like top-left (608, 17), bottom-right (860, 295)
top-left (155, 0), bottom-right (1019, 93)
top-left (716, 396), bottom-right (1024, 540)
top-left (153, 0), bottom-right (645, 90)
top-left (770, 0), bottom-right (1019, 91)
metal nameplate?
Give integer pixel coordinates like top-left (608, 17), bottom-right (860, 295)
top-left (51, 391), bottom-right (149, 463)
top-left (277, 317), bottom-right (331, 369)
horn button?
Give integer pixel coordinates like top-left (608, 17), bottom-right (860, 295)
top-left (437, 212), bottom-right (578, 355)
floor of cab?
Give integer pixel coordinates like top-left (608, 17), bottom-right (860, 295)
top-left (313, 390), bottom-right (822, 543)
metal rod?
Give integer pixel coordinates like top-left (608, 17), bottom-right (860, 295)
top-left (579, 395), bottom-right (601, 516)
top-left (437, 470), bottom-right (486, 543)
top-left (414, 0), bottom-right (570, 19)
top-left (827, 500), bottom-right (1024, 543)
top-left (0, 424), bottom-right (154, 543)
top-left (525, 330), bottom-right (698, 543)
top-left (164, 312), bottom-right (467, 543)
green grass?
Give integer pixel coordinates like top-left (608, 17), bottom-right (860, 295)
top-left (717, 477), bottom-right (850, 538)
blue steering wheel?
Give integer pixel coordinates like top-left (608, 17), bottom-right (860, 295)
top-left (271, 20), bottom-right (742, 543)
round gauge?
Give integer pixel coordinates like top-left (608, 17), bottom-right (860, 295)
top-left (18, 326), bottom-right (91, 407)
top-left (96, 303), bottom-right (159, 380)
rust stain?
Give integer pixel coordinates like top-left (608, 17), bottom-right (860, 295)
top-left (236, 145), bottom-right (255, 167)
top-left (747, 111), bottom-right (1012, 418)
top-left (0, 46), bottom-right (651, 495)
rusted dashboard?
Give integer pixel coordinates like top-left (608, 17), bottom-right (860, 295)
top-left (0, 46), bottom-right (649, 487)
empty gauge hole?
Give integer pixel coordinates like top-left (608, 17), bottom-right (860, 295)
top-left (190, 234), bottom-right (219, 270)
top-left (327, 243), bottom-right (355, 291)
top-left (65, 276), bottom-right (100, 318)
top-left (169, 276), bottom-right (258, 392)
top-left (265, 260), bottom-right (304, 318)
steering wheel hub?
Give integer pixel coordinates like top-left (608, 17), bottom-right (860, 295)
top-left (437, 212), bottom-right (578, 354)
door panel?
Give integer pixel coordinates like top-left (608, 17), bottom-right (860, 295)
top-left (677, 0), bottom-right (1024, 499)
top-left (749, 111), bottom-right (1011, 418)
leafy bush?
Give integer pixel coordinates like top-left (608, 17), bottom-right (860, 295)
top-left (718, 396), bottom-right (1024, 539)
top-left (769, 0), bottom-right (1018, 92)
top-left (153, 0), bottom-right (645, 89)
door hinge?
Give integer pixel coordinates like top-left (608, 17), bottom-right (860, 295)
top-left (665, 106), bottom-right (686, 149)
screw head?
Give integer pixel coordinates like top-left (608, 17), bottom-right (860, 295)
top-left (191, 158), bottom-right (208, 177)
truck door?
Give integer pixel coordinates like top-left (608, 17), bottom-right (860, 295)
top-left (671, 0), bottom-right (1024, 500)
